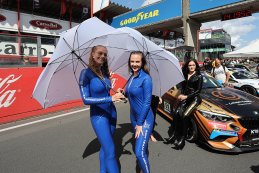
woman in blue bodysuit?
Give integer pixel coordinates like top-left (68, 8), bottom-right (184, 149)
top-left (124, 51), bottom-right (154, 173)
top-left (79, 45), bottom-right (125, 173)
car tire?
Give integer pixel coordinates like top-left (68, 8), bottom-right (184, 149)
top-left (185, 118), bottom-right (198, 142)
top-left (241, 85), bottom-right (257, 96)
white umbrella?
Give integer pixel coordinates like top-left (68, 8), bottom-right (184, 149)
top-left (33, 17), bottom-right (116, 108)
top-left (108, 27), bottom-right (184, 97)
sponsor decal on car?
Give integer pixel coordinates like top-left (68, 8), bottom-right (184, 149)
top-left (210, 129), bottom-right (237, 140)
top-left (226, 100), bottom-right (253, 106)
top-left (211, 91), bottom-right (240, 100)
top-left (208, 121), bottom-right (227, 130)
top-left (250, 129), bottom-right (259, 135)
top-left (202, 101), bottom-right (213, 108)
top-left (163, 100), bottom-right (171, 114)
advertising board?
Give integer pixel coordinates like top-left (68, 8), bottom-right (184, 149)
top-left (110, 0), bottom-right (182, 28)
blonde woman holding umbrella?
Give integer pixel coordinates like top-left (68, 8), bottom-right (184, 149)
top-left (79, 45), bottom-right (125, 173)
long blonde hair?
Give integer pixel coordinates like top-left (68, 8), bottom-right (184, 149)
top-left (88, 45), bottom-right (109, 77)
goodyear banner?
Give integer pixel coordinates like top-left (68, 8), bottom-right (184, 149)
top-left (190, 0), bottom-right (246, 13)
top-left (110, 0), bottom-right (182, 28)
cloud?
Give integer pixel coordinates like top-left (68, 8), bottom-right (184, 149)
top-left (142, 0), bottom-right (161, 7)
top-left (249, 38), bottom-right (259, 44)
top-left (201, 14), bottom-right (259, 48)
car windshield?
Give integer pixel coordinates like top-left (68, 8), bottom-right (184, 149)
top-left (202, 74), bottom-right (222, 89)
top-left (232, 71), bottom-right (256, 79)
top-left (235, 65), bottom-right (249, 71)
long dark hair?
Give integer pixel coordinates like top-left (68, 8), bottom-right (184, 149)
top-left (88, 45), bottom-right (109, 77)
top-left (182, 59), bottom-right (201, 79)
top-left (128, 51), bottom-right (150, 74)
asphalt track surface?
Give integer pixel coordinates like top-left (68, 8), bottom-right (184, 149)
top-left (0, 102), bottom-right (259, 173)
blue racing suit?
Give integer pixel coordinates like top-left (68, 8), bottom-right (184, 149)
top-left (79, 68), bottom-right (119, 173)
top-left (125, 69), bottom-right (154, 173)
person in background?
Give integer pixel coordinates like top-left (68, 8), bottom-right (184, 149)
top-left (211, 57), bottom-right (230, 86)
top-left (203, 57), bottom-right (212, 72)
top-left (79, 45), bottom-right (125, 173)
top-left (150, 95), bottom-right (162, 142)
top-left (230, 59), bottom-right (237, 65)
top-left (165, 59), bottom-right (203, 150)
top-left (257, 63), bottom-right (259, 78)
top-left (211, 59), bottom-right (216, 68)
top-left (123, 51), bottom-right (154, 173)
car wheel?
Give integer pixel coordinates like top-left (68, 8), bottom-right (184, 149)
top-left (241, 86), bottom-right (257, 96)
top-left (185, 118), bottom-right (198, 142)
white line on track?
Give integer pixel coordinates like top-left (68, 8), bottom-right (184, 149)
top-left (0, 108), bottom-right (89, 133)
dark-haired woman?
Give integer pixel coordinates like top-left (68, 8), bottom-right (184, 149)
top-left (166, 59), bottom-right (203, 149)
top-left (124, 51), bottom-right (154, 173)
top-left (79, 45), bottom-right (125, 173)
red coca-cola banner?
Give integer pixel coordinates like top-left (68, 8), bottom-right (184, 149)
top-left (0, 67), bottom-right (127, 124)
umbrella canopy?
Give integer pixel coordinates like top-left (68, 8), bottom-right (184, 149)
top-left (33, 18), bottom-right (184, 108)
top-left (33, 17), bottom-right (117, 108)
top-left (108, 27), bottom-right (184, 97)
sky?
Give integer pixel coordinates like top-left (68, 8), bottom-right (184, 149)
top-left (201, 13), bottom-right (259, 49)
top-left (111, 0), bottom-right (145, 9)
top-left (113, 0), bottom-right (259, 50)
top-left (111, 0), bottom-right (161, 8)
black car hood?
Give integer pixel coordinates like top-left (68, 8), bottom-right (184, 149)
top-left (201, 87), bottom-right (259, 118)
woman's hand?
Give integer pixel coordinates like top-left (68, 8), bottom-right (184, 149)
top-left (112, 92), bottom-right (125, 102)
top-left (109, 71), bottom-right (114, 77)
top-left (178, 94), bottom-right (187, 101)
top-left (135, 125), bottom-right (143, 139)
top-left (159, 97), bottom-right (162, 104)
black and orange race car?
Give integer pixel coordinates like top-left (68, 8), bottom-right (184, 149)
top-left (158, 72), bottom-right (259, 152)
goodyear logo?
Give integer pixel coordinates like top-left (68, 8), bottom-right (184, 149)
top-left (120, 10), bottom-right (159, 26)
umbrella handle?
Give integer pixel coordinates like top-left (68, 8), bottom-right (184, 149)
top-left (121, 98), bottom-right (128, 104)
top-left (120, 90), bottom-right (127, 103)
top-left (121, 74), bottom-right (133, 90)
top-left (111, 89), bottom-right (127, 103)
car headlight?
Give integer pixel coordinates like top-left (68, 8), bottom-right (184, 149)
top-left (199, 110), bottom-right (234, 122)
